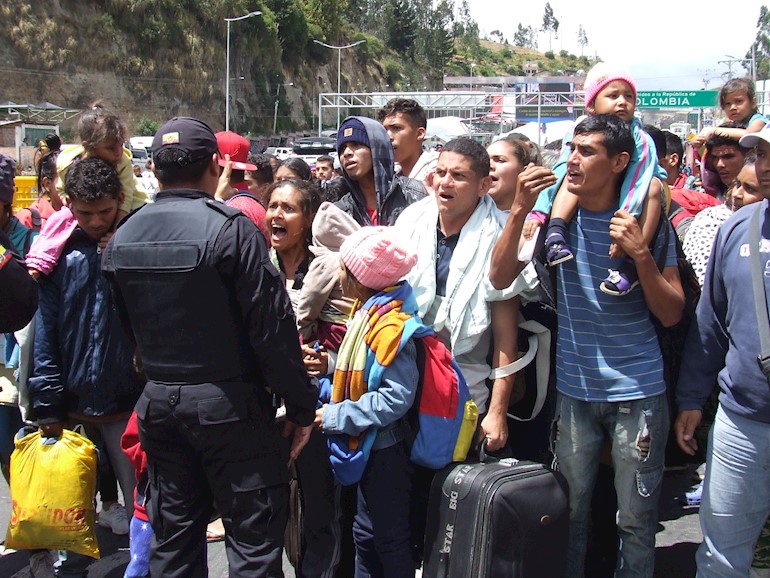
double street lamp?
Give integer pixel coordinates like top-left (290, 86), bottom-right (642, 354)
top-left (313, 39), bottom-right (367, 130)
top-left (225, 10), bottom-right (261, 132)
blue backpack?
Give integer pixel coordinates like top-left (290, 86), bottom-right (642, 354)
top-left (408, 334), bottom-right (478, 469)
top-left (327, 332), bottom-right (478, 485)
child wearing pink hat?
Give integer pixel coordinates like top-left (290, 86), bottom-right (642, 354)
top-left (527, 63), bottom-right (667, 296)
top-left (314, 225), bottom-right (424, 578)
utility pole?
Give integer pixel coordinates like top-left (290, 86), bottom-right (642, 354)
top-left (719, 55), bottom-right (753, 81)
top-left (698, 68), bottom-right (714, 90)
top-left (718, 58), bottom-right (735, 80)
top-left (696, 68), bottom-right (715, 133)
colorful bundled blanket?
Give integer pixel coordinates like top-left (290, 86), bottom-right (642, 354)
top-left (329, 281), bottom-right (429, 459)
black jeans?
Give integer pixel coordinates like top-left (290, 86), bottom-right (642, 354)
top-left (353, 441), bottom-right (414, 578)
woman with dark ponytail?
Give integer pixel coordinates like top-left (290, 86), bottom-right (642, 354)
top-left (16, 150), bottom-right (62, 230)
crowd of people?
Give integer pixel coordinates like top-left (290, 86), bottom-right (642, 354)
top-left (2, 60), bottom-right (770, 578)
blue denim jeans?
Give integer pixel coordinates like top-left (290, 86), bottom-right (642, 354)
top-left (697, 405), bottom-right (770, 577)
top-left (553, 392), bottom-right (668, 578)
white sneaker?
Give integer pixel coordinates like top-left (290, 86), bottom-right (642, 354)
top-left (29, 550), bottom-right (55, 578)
top-left (98, 503), bottom-right (129, 535)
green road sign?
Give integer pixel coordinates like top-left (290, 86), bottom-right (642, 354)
top-left (636, 90), bottom-right (719, 109)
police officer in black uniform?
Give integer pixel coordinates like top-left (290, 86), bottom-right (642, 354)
top-left (102, 117), bottom-right (318, 578)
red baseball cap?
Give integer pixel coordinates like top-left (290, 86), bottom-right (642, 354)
top-left (215, 131), bottom-right (256, 171)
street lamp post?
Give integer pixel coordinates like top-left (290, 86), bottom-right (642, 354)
top-left (470, 63), bottom-right (476, 91)
top-left (313, 39), bottom-right (367, 130)
top-left (314, 81), bottom-right (327, 136)
top-left (225, 10), bottom-right (261, 132)
top-left (273, 82), bottom-right (294, 135)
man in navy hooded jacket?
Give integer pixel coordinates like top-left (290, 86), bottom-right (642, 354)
top-left (29, 157), bottom-right (142, 577)
top-left (675, 125), bottom-right (770, 577)
top-left (334, 116), bottom-right (426, 227)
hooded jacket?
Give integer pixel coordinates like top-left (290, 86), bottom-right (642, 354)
top-left (335, 116), bottom-right (426, 226)
top-left (397, 148), bottom-right (439, 182)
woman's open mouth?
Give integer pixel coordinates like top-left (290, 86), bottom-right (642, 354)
top-left (271, 224), bottom-right (287, 242)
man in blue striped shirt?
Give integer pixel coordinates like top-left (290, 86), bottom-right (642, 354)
top-left (552, 115), bottom-right (685, 578)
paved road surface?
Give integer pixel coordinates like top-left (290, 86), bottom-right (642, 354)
top-left (0, 465), bottom-right (702, 577)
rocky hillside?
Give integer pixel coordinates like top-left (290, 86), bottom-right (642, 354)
top-left (2, 0), bottom-right (338, 136)
top-left (0, 0), bottom-right (591, 138)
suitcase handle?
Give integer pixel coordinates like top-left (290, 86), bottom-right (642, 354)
top-left (479, 439), bottom-right (502, 464)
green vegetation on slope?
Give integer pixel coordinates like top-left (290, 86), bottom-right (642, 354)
top-left (0, 0), bottom-right (594, 135)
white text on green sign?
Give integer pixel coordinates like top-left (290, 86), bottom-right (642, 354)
top-left (636, 91), bottom-right (718, 109)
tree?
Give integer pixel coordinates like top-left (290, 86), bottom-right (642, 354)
top-left (422, 0), bottom-right (455, 78)
top-left (265, 0), bottom-right (309, 65)
top-left (135, 117), bottom-right (160, 136)
top-left (346, 0), bottom-right (388, 37)
top-left (577, 24), bottom-right (588, 57)
top-left (513, 23), bottom-right (537, 49)
top-left (455, 0), bottom-right (473, 36)
top-left (303, 0), bottom-right (347, 42)
top-left (747, 5), bottom-right (770, 79)
top-left (454, 0), bottom-right (481, 57)
top-left (541, 2), bottom-right (559, 51)
top-left (489, 29), bottom-right (504, 43)
top-left (385, 0), bottom-right (418, 57)
top-left (345, 0), bottom-right (368, 30)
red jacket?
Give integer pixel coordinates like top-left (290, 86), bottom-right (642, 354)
top-left (226, 182), bottom-right (270, 243)
top-left (670, 187), bottom-right (721, 225)
top-left (671, 173), bottom-right (690, 190)
top-left (120, 412), bottom-right (149, 522)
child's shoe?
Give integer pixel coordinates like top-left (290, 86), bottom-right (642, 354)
top-left (682, 479), bottom-right (703, 507)
top-left (600, 260), bottom-right (639, 296)
top-left (545, 233), bottom-right (574, 266)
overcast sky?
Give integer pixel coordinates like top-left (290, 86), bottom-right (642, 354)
top-left (468, 0), bottom-right (765, 90)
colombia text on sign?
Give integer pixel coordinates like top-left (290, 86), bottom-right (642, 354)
top-left (636, 90), bottom-right (718, 109)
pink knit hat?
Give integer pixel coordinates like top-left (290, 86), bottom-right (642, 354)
top-left (583, 63), bottom-right (637, 107)
top-left (339, 226), bottom-right (417, 290)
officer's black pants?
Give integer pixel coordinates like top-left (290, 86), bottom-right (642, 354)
top-left (136, 381), bottom-right (289, 578)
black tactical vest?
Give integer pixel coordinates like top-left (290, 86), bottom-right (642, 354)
top-left (110, 194), bottom-right (258, 384)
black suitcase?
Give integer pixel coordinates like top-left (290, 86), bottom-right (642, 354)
top-left (423, 457), bottom-right (569, 578)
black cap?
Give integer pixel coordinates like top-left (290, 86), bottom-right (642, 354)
top-left (152, 117), bottom-right (218, 164)
top-left (336, 117), bottom-right (370, 155)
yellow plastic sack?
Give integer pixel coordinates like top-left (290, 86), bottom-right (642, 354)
top-left (5, 428), bottom-right (100, 558)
